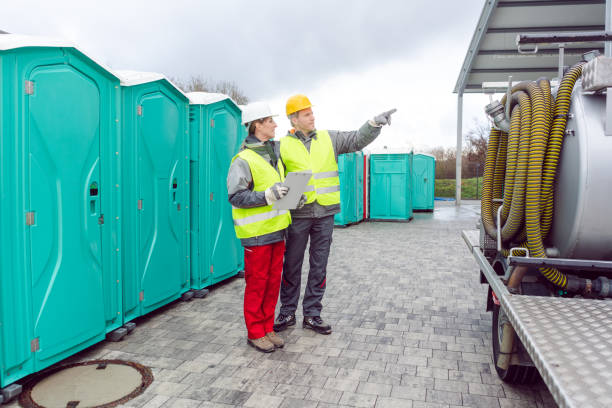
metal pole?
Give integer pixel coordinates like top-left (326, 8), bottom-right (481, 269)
top-left (456, 93), bottom-right (463, 205)
top-left (606, 0), bottom-right (612, 135)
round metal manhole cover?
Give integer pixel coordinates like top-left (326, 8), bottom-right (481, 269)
top-left (19, 360), bottom-right (153, 408)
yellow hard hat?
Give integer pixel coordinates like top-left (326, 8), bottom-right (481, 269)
top-left (286, 94), bottom-right (312, 116)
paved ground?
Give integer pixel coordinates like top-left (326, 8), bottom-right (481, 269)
top-left (7, 201), bottom-right (556, 408)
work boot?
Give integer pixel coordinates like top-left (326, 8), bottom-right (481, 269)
top-left (247, 336), bottom-right (275, 353)
top-left (303, 316), bottom-right (332, 335)
top-left (266, 332), bottom-right (285, 348)
top-left (273, 313), bottom-right (296, 332)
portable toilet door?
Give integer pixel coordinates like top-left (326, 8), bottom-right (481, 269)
top-left (412, 153), bottom-right (435, 211)
top-left (116, 71), bottom-right (190, 322)
top-left (334, 153), bottom-right (357, 226)
top-left (355, 151), bottom-right (364, 222)
top-left (369, 153), bottom-right (413, 221)
top-left (0, 35), bottom-right (121, 388)
top-left (188, 92), bottom-right (244, 289)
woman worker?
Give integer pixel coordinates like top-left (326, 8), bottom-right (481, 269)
top-left (227, 102), bottom-right (303, 352)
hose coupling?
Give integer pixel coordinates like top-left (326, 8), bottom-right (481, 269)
top-left (566, 276), bottom-right (612, 298)
top-left (485, 100), bottom-right (510, 133)
top-left (592, 276), bottom-right (612, 298)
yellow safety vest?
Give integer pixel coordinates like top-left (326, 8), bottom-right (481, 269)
top-left (279, 130), bottom-right (340, 206)
top-left (231, 149), bottom-right (291, 239)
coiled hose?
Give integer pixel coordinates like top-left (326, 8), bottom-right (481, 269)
top-left (480, 62), bottom-right (607, 294)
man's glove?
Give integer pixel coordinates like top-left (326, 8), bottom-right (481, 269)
top-left (372, 108), bottom-right (397, 126)
top-left (296, 194), bottom-right (307, 209)
top-left (265, 182), bottom-right (289, 205)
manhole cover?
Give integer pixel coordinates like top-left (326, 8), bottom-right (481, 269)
top-left (19, 360), bottom-right (153, 408)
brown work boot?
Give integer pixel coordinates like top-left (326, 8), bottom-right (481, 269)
top-left (266, 332), bottom-right (284, 348)
top-left (247, 336), bottom-right (275, 353)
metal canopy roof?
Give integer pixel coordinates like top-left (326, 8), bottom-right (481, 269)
top-left (455, 0), bottom-right (606, 94)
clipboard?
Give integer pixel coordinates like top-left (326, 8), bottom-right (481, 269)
top-left (273, 171), bottom-right (312, 210)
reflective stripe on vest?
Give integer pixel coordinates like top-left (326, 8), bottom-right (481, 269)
top-left (279, 130), bottom-right (340, 206)
top-left (231, 149), bottom-right (292, 239)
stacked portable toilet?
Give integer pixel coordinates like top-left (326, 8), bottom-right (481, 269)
top-left (368, 152), bottom-right (414, 221)
top-left (0, 35), bottom-right (122, 392)
top-left (114, 71), bottom-right (191, 323)
top-left (188, 92), bottom-right (244, 292)
top-left (412, 153), bottom-right (435, 212)
top-left (334, 152), bottom-right (364, 226)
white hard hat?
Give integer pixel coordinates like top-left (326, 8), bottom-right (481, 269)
top-left (242, 102), bottom-right (278, 126)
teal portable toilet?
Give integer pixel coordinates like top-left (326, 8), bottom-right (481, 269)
top-left (115, 71), bottom-right (190, 323)
top-left (412, 153), bottom-right (435, 212)
top-left (188, 92), bottom-right (244, 291)
top-left (335, 152), bottom-right (364, 226)
top-left (0, 35), bottom-right (121, 390)
top-left (369, 153), bottom-right (413, 221)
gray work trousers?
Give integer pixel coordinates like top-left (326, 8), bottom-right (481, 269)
top-left (279, 215), bottom-right (334, 317)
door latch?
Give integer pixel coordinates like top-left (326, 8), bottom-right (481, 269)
top-left (26, 211), bottom-right (35, 226)
top-left (98, 214), bottom-right (104, 225)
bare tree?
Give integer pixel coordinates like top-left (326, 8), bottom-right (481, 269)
top-left (170, 75), bottom-right (249, 105)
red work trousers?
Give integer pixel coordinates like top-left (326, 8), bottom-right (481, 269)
top-left (243, 240), bottom-right (285, 339)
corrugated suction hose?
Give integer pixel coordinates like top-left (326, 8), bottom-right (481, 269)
top-left (480, 62), bottom-right (612, 296)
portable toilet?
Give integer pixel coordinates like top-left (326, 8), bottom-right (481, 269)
top-left (0, 35), bottom-right (122, 390)
top-left (188, 92), bottom-right (244, 291)
top-left (335, 152), bottom-right (364, 226)
top-left (115, 71), bottom-right (191, 323)
top-left (369, 153), bottom-right (413, 221)
top-left (412, 153), bottom-right (435, 211)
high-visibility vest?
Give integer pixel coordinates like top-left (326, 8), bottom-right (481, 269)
top-left (279, 130), bottom-right (340, 206)
top-left (231, 149), bottom-right (291, 239)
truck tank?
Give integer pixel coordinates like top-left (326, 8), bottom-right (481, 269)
top-left (549, 81), bottom-right (612, 260)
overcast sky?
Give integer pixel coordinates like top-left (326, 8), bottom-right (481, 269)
top-left (2, 0), bottom-right (490, 151)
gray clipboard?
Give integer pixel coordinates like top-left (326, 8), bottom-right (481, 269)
top-left (273, 171), bottom-right (312, 210)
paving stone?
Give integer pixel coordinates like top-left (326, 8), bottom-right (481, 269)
top-left (148, 381), bottom-right (190, 397)
top-left (462, 393), bottom-right (502, 408)
top-left (356, 359), bottom-right (387, 372)
top-left (367, 370), bottom-right (402, 385)
top-left (426, 389), bottom-right (462, 405)
top-left (243, 392), bottom-right (283, 408)
top-left (180, 385), bottom-right (221, 401)
top-left (468, 382), bottom-right (505, 397)
top-left (391, 385), bottom-right (427, 401)
top-left (278, 398), bottom-right (318, 408)
top-left (160, 397), bottom-right (202, 408)
top-left (305, 387), bottom-right (343, 404)
top-left (324, 376), bottom-right (360, 392)
top-left (357, 381), bottom-right (393, 397)
top-left (433, 379), bottom-right (468, 394)
top-left (211, 389), bottom-right (252, 405)
top-left (142, 395), bottom-right (171, 408)
top-left (272, 383), bottom-right (311, 399)
top-left (339, 391), bottom-right (378, 407)
top-left (416, 366), bottom-right (448, 380)
top-left (375, 397), bottom-right (414, 408)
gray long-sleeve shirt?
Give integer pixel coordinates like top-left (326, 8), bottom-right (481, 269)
top-left (227, 134), bottom-right (287, 247)
top-left (283, 120), bottom-right (382, 218)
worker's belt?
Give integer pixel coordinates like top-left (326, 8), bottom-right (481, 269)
top-left (233, 209), bottom-right (289, 226)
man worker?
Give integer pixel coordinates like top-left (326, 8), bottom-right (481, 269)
top-left (274, 94), bottom-right (396, 334)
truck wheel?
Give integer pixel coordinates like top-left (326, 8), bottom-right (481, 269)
top-left (491, 304), bottom-right (540, 384)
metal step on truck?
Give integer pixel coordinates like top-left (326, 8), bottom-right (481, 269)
top-left (462, 30), bottom-right (612, 408)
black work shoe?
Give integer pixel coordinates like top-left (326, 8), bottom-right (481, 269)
top-left (303, 316), bottom-right (332, 335)
top-left (273, 313), bottom-right (296, 332)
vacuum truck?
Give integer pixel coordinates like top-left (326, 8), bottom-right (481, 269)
top-left (463, 32), bottom-right (612, 408)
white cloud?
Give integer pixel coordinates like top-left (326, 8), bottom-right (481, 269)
top-left (267, 50), bottom-right (490, 151)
